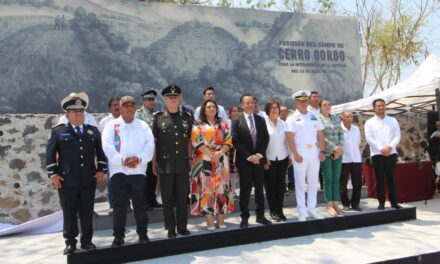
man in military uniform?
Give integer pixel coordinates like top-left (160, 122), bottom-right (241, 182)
top-left (136, 89), bottom-right (162, 209)
top-left (286, 90), bottom-right (325, 222)
top-left (152, 85), bottom-right (192, 238)
top-left (46, 92), bottom-right (106, 255)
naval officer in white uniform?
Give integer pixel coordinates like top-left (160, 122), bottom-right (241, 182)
top-left (286, 90), bottom-right (326, 221)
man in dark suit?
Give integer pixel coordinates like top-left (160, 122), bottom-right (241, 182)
top-left (46, 92), bottom-right (106, 255)
top-left (232, 93), bottom-right (271, 228)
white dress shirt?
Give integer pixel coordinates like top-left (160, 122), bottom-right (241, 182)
top-left (257, 110), bottom-right (267, 118)
top-left (265, 117), bottom-right (289, 161)
top-left (58, 111), bottom-right (98, 127)
top-left (101, 116), bottom-right (155, 177)
top-left (341, 123), bottom-right (362, 163)
top-left (98, 114), bottom-right (117, 133)
top-left (365, 115), bottom-right (401, 157)
top-left (194, 105), bottom-right (229, 123)
top-left (286, 110), bottom-right (324, 146)
top-left (307, 106), bottom-right (320, 117)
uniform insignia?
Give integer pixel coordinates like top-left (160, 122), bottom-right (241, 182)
top-left (87, 130), bottom-right (93, 135)
top-left (296, 117), bottom-right (302, 121)
top-left (61, 132), bottom-right (71, 140)
top-left (75, 98), bottom-right (82, 106)
top-left (311, 115), bottom-right (317, 120)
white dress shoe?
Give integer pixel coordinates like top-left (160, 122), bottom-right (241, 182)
top-left (298, 212), bottom-right (307, 222)
top-left (218, 224), bottom-right (227, 229)
top-left (308, 210), bottom-right (324, 220)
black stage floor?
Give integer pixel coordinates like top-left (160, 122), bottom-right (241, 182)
top-left (69, 205), bottom-right (416, 264)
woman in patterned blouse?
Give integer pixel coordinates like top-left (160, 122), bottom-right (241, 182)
top-left (319, 99), bottom-right (344, 216)
top-left (190, 99), bottom-right (234, 230)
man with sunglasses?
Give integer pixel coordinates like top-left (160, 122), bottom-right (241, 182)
top-left (136, 90), bottom-right (162, 210)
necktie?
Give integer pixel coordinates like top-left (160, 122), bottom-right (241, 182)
top-left (248, 115), bottom-right (256, 147)
top-left (75, 126), bottom-right (82, 137)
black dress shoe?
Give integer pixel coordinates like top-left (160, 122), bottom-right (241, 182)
top-left (111, 237), bottom-right (124, 248)
top-left (391, 204), bottom-right (402, 209)
top-left (152, 201), bottom-right (163, 208)
top-left (80, 242), bottom-right (96, 250)
top-left (351, 206), bottom-right (363, 211)
top-left (278, 212), bottom-right (287, 221)
top-left (378, 204), bottom-right (385, 210)
top-left (167, 229), bottom-right (176, 239)
top-left (270, 212), bottom-right (281, 222)
top-left (256, 216), bottom-right (272, 225)
top-left (178, 229), bottom-right (191, 236)
top-left (138, 234), bottom-right (150, 244)
top-left (63, 244), bottom-right (77, 255)
top-left (240, 219), bottom-right (249, 229)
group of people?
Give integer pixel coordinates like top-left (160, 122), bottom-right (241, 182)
top-left (46, 86), bottom-right (402, 255)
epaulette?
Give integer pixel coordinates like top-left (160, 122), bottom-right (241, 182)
top-left (182, 111), bottom-right (192, 117)
top-left (153, 111), bottom-right (163, 116)
top-left (51, 123), bottom-right (65, 129)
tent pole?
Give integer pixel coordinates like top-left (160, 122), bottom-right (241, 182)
top-left (437, 89), bottom-right (440, 118)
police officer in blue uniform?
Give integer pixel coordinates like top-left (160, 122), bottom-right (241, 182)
top-left (46, 92), bottom-right (106, 255)
top-left (152, 85), bottom-right (193, 238)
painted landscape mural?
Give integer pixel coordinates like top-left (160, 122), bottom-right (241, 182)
top-left (0, 0), bottom-right (361, 113)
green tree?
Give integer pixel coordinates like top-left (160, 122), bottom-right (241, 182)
top-left (356, 0), bottom-right (438, 95)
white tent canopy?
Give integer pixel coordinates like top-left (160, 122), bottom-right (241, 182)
top-left (332, 54), bottom-right (440, 115)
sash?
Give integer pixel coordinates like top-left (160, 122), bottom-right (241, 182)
top-left (114, 124), bottom-right (121, 152)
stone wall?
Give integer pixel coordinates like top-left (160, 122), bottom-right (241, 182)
top-left (0, 112), bottom-right (429, 224)
top-left (355, 112), bottom-right (428, 161)
top-left (0, 113), bottom-right (106, 224)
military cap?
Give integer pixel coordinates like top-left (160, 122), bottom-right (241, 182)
top-left (292, 90), bottom-right (311, 101)
top-left (61, 92), bottom-right (89, 111)
top-left (141, 89), bottom-right (157, 99)
top-left (162, 85), bottom-right (181, 97)
top-left (119, 95), bottom-right (136, 106)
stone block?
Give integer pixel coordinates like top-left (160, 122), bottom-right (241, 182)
top-left (12, 209), bottom-right (31, 222)
top-left (0, 197), bottom-right (20, 208)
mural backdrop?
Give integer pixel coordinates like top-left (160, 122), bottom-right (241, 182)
top-left (0, 0), bottom-right (361, 114)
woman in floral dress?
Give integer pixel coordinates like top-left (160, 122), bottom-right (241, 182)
top-left (190, 99), bottom-right (234, 230)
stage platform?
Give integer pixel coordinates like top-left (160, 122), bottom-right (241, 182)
top-left (92, 187), bottom-right (369, 231)
top-left (70, 198), bottom-right (415, 264)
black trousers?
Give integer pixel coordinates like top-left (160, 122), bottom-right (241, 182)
top-left (145, 161), bottom-right (158, 206)
top-left (160, 172), bottom-right (189, 231)
top-left (58, 186), bottom-right (95, 246)
top-left (237, 160), bottom-right (265, 219)
top-left (340, 162), bottom-right (363, 207)
top-left (264, 157), bottom-right (289, 214)
top-left (111, 173), bottom-right (149, 238)
top-left (372, 154), bottom-right (398, 206)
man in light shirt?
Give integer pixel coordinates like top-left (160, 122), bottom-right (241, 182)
top-left (98, 97), bottom-right (120, 133)
top-left (98, 96), bottom-right (120, 215)
top-left (365, 98), bottom-right (402, 210)
top-left (340, 112), bottom-right (363, 211)
top-left (194, 86), bottom-right (228, 122)
top-left (307, 91), bottom-right (320, 116)
top-left (101, 96), bottom-right (155, 247)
